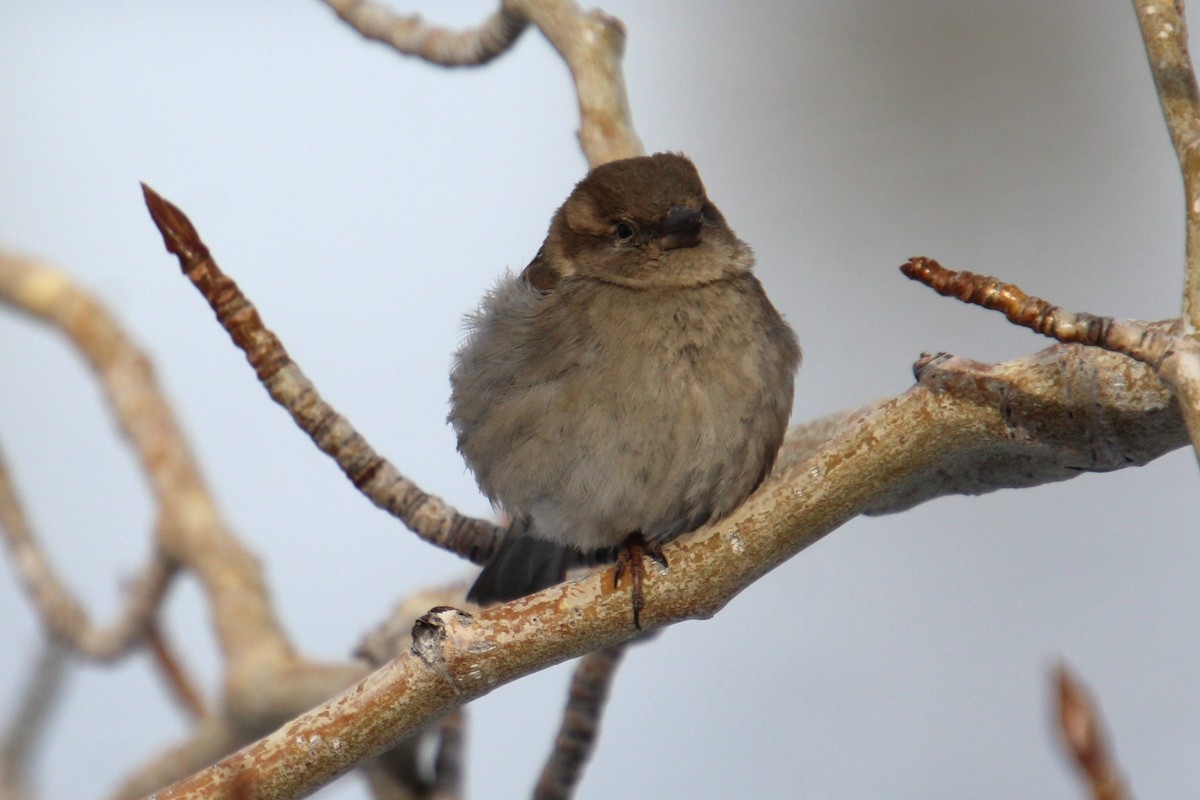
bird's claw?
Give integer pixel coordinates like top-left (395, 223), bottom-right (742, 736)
top-left (613, 534), bottom-right (668, 630)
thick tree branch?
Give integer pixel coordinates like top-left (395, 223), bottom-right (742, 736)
top-left (357, 585), bottom-right (473, 800)
top-left (145, 337), bottom-right (1185, 798)
top-left (902, 256), bottom-right (1200, 467)
top-left (112, 716), bottom-right (243, 800)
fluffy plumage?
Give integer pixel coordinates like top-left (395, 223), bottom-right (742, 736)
top-left (450, 153), bottom-right (800, 616)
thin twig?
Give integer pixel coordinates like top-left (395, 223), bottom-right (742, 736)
top-left (321, 0), bottom-right (527, 66)
top-left (900, 258), bottom-right (1176, 365)
top-left (534, 644), bottom-right (626, 800)
top-left (147, 620), bottom-right (208, 721)
top-left (140, 183), bottom-right (505, 565)
top-left (320, 0), bottom-right (642, 168)
top-left (1054, 664), bottom-right (1133, 800)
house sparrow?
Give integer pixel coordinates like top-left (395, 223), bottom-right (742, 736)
top-left (450, 152), bottom-right (800, 627)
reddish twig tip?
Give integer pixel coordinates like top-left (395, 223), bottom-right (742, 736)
top-left (899, 256), bottom-right (1127, 351)
top-left (141, 182), bottom-right (210, 265)
top-left (1053, 663), bottom-right (1131, 800)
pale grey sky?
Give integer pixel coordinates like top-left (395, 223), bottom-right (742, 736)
top-left (2, 2), bottom-right (1199, 798)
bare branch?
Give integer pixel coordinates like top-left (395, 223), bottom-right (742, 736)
top-left (1133, 0), bottom-right (1200, 157)
top-left (428, 708), bottom-right (465, 800)
top-left (0, 641), bottom-right (69, 800)
top-left (357, 584), bottom-right (472, 667)
top-left (1185, 140), bottom-right (1200, 330)
top-left (358, 586), bottom-right (471, 800)
top-left (1126, 0), bottom-right (1200, 467)
top-left (534, 644), bottom-right (626, 800)
top-left (144, 339), bottom-right (1185, 799)
top-left (360, 707), bottom-right (465, 800)
top-left (320, 0), bottom-right (642, 168)
top-left (901, 257), bottom-right (1176, 364)
top-left (140, 184), bottom-right (505, 565)
top-left (901, 256), bottom-right (1200, 467)
top-left (508, 0), bottom-right (643, 167)
top-left (321, 0), bottom-right (527, 66)
top-left (775, 401), bottom-right (889, 475)
top-left (0, 249), bottom-right (295, 670)
top-left (1054, 664), bottom-right (1133, 800)
top-left (0, 427), bottom-right (175, 660)
top-left (0, 250), bottom-right (388, 796)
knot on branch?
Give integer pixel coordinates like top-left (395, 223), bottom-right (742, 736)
top-left (410, 606), bottom-right (475, 673)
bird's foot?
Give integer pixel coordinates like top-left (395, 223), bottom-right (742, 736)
top-left (613, 533), bottom-right (668, 629)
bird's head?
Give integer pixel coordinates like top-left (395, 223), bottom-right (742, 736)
top-left (526, 152), bottom-right (753, 291)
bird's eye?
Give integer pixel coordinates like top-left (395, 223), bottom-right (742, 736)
top-left (614, 221), bottom-right (636, 241)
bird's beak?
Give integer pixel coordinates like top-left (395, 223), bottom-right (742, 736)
top-left (659, 205), bottom-right (704, 250)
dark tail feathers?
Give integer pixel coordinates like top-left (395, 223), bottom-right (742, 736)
top-left (467, 533), bottom-right (578, 606)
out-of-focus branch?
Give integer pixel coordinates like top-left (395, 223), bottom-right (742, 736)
top-left (0, 641), bottom-right (69, 800)
top-left (0, 250), bottom-right (291, 668)
top-left (111, 716), bottom-right (242, 800)
top-left (1054, 664), bottom-right (1132, 800)
top-left (902, 257), bottom-right (1200, 468)
top-left (320, 0), bottom-right (527, 66)
top-left (429, 708), bottom-right (465, 800)
top-left (0, 251), bottom-right (416, 797)
top-left (113, 660), bottom-right (375, 800)
top-left (0, 443), bottom-right (173, 659)
top-left (145, 335), bottom-right (1185, 799)
top-left (141, 184), bottom-right (505, 566)
top-left (320, 0), bottom-right (642, 168)
top-left (0, 255), bottom-right (189, 660)
top-left (147, 621), bottom-right (207, 721)
top-left (534, 644), bottom-right (626, 800)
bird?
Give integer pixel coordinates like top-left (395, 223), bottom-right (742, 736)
top-left (449, 152), bottom-right (800, 627)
